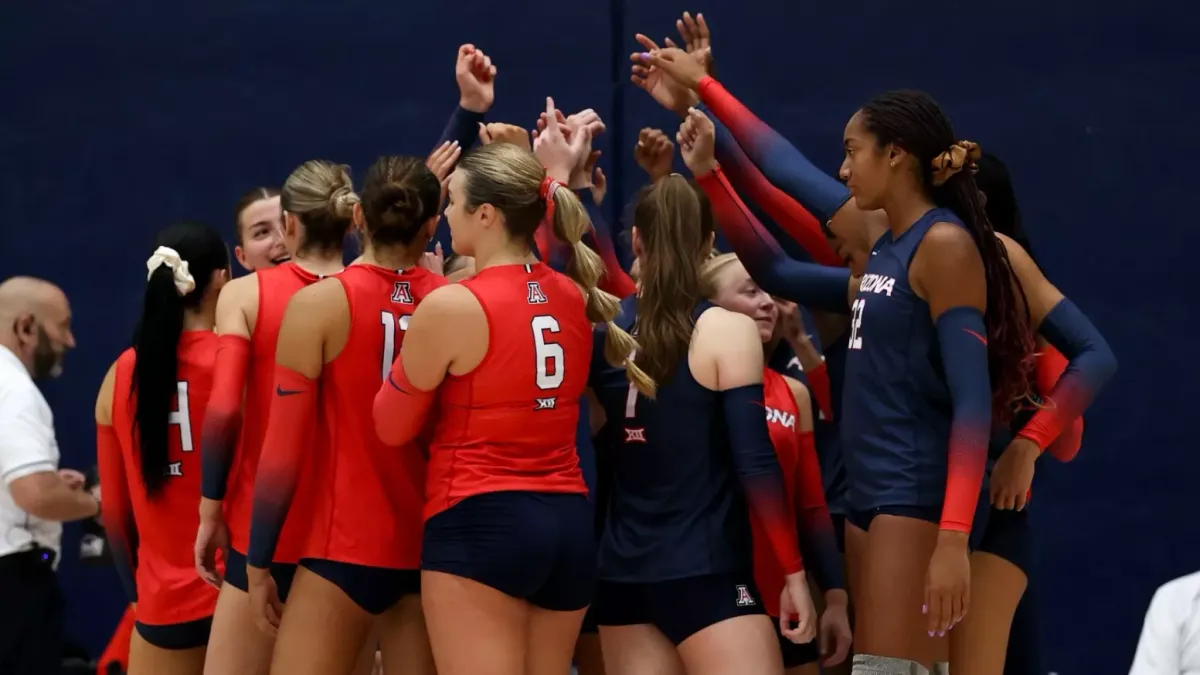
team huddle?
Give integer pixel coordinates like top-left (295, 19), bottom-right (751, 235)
top-left (93, 12), bottom-right (1117, 675)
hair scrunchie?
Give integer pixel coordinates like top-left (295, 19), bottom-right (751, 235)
top-left (931, 141), bottom-right (982, 187)
top-left (146, 246), bottom-right (196, 296)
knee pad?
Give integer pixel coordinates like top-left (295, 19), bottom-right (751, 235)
top-left (851, 653), bottom-right (930, 675)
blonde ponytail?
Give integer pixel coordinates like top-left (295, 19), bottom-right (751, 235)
top-left (549, 187), bottom-right (656, 397)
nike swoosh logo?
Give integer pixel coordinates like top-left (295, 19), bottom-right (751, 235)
top-left (963, 328), bottom-right (988, 345)
top-left (276, 386), bottom-right (304, 397)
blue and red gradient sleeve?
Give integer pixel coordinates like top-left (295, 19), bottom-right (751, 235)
top-left (1031, 346), bottom-right (1085, 461)
top-left (724, 384), bottom-right (804, 575)
top-left (436, 105), bottom-right (483, 150)
top-left (1018, 298), bottom-right (1116, 456)
top-left (533, 193), bottom-right (637, 300)
top-left (700, 106), bottom-right (842, 267)
top-left (697, 76), bottom-right (850, 224)
top-left (374, 353), bottom-right (436, 447)
top-left (695, 168), bottom-right (851, 313)
top-left (804, 361), bottom-right (835, 423)
top-left (247, 365), bottom-right (317, 569)
top-left (580, 195), bottom-right (637, 299)
top-left (96, 423), bottom-right (138, 602)
top-left (432, 105), bottom-right (484, 252)
top-left (935, 307), bottom-right (992, 532)
top-left (793, 429), bottom-right (844, 590)
top-left (200, 335), bottom-right (250, 501)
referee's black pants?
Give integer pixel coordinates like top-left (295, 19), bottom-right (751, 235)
top-left (0, 548), bottom-right (64, 675)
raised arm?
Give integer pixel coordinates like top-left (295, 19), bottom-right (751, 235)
top-left (679, 110), bottom-right (853, 312)
top-left (701, 106), bottom-right (842, 266)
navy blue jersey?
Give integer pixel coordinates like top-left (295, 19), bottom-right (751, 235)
top-left (842, 207), bottom-right (966, 513)
top-left (589, 297), bottom-right (753, 582)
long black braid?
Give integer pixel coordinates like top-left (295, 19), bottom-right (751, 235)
top-left (861, 90), bottom-right (1036, 423)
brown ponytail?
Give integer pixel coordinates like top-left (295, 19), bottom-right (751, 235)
top-left (629, 175), bottom-right (714, 389)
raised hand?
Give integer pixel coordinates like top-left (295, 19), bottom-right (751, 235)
top-left (566, 108), bottom-right (606, 138)
top-left (629, 35), bottom-right (698, 114)
top-left (455, 44), bottom-right (496, 113)
top-left (637, 46), bottom-right (708, 92)
top-left (426, 141), bottom-right (462, 182)
top-left (419, 243), bottom-right (445, 276)
top-left (675, 11), bottom-right (714, 76)
top-left (590, 162), bottom-right (607, 206)
top-left (676, 108), bottom-right (717, 176)
top-left (478, 122), bottom-right (531, 151)
top-left (533, 97), bottom-right (590, 183)
top-left (634, 128), bottom-right (676, 182)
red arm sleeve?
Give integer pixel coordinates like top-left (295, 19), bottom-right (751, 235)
top-left (793, 430), bottom-right (845, 591)
top-left (97, 423), bottom-right (138, 602)
top-left (200, 335), bottom-right (250, 500)
top-left (374, 353), bottom-right (437, 447)
top-left (804, 361), bottom-right (834, 422)
top-left (1033, 346), bottom-right (1085, 462)
top-left (246, 365), bottom-right (316, 568)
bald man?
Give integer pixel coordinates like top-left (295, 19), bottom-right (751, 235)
top-left (0, 276), bottom-right (99, 675)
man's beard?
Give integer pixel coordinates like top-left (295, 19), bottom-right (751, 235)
top-left (31, 326), bottom-right (63, 379)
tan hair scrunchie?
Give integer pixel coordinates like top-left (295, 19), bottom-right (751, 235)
top-left (930, 141), bottom-right (982, 187)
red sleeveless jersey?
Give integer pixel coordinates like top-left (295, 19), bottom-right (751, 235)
top-left (226, 262), bottom-right (326, 558)
top-left (753, 368), bottom-right (807, 618)
top-left (110, 331), bottom-right (219, 626)
top-left (303, 264), bottom-right (444, 569)
top-left (424, 263), bottom-right (591, 520)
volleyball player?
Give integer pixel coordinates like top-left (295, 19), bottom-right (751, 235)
top-left (232, 188), bottom-right (287, 273)
top-left (196, 160), bottom-right (355, 675)
top-left (245, 155), bottom-right (448, 675)
top-left (669, 93), bottom-right (1032, 674)
top-left (702, 252), bottom-right (852, 673)
top-left (586, 170), bottom-right (815, 675)
top-left (96, 222), bottom-right (230, 674)
top-left (949, 154), bottom-right (1107, 675)
top-left (371, 102), bottom-right (628, 675)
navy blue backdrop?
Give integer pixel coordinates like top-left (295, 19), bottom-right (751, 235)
top-left (2, 2), bottom-right (1196, 672)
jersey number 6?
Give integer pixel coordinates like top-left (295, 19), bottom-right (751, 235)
top-left (532, 314), bottom-right (564, 391)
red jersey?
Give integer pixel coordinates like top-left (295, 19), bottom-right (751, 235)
top-left (227, 262), bottom-right (324, 559)
top-left (752, 368), bottom-right (825, 618)
top-left (110, 332), bottom-right (219, 626)
top-left (303, 264), bottom-right (444, 569)
top-left (425, 263), bottom-right (591, 520)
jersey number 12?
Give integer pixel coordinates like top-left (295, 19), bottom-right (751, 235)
top-left (848, 298), bottom-right (866, 350)
top-left (380, 311), bottom-right (413, 381)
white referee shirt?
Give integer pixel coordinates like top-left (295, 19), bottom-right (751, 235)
top-left (1131, 571), bottom-right (1200, 675)
top-left (0, 344), bottom-right (62, 559)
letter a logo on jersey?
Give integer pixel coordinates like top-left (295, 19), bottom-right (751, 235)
top-left (391, 281), bottom-right (413, 304)
top-left (735, 584), bottom-right (755, 607)
top-left (527, 281), bottom-right (548, 304)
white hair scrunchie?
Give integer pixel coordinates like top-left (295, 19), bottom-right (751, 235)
top-left (146, 246), bottom-right (196, 296)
